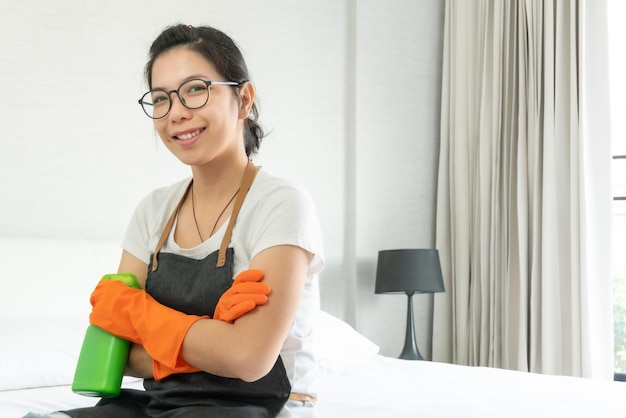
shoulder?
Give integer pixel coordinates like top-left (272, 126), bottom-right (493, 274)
top-left (135, 177), bottom-right (191, 217)
top-left (231, 166), bottom-right (325, 276)
top-left (235, 166), bottom-right (323, 251)
top-left (122, 177), bottom-right (191, 264)
top-left (247, 167), bottom-right (315, 211)
top-left (127, 177), bottom-right (191, 243)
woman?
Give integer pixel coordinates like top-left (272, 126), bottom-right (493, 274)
top-left (29, 23), bottom-right (324, 418)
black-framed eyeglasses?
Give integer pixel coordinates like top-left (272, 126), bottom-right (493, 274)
top-left (138, 79), bottom-right (241, 119)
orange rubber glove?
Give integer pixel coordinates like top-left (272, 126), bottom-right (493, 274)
top-left (89, 269), bottom-right (271, 381)
top-left (213, 269), bottom-right (270, 323)
top-left (151, 269), bottom-right (271, 380)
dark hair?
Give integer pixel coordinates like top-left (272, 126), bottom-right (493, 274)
top-left (145, 24), bottom-right (264, 156)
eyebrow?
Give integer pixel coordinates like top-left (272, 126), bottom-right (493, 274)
top-left (152, 74), bottom-right (216, 90)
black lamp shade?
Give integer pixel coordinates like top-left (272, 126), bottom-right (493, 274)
top-left (375, 249), bottom-right (445, 294)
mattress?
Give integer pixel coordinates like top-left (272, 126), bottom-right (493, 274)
top-left (2, 312), bottom-right (624, 418)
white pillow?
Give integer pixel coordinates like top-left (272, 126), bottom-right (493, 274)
top-left (0, 317), bottom-right (139, 391)
top-left (314, 311), bottom-right (380, 368)
top-left (0, 317), bottom-right (85, 390)
top-left (1, 311), bottom-right (378, 391)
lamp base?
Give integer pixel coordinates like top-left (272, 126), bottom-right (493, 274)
top-left (399, 342), bottom-right (424, 360)
top-left (399, 292), bottom-right (424, 361)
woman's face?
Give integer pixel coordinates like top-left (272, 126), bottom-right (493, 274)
top-left (150, 47), bottom-right (245, 167)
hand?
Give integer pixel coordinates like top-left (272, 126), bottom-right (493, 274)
top-left (89, 279), bottom-right (144, 345)
top-left (89, 278), bottom-right (206, 370)
top-left (213, 269), bottom-right (271, 323)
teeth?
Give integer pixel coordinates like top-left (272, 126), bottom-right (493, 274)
top-left (176, 129), bottom-right (201, 140)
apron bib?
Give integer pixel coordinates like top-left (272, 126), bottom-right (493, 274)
top-left (65, 162), bottom-right (291, 418)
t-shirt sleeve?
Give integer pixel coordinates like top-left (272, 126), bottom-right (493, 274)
top-left (121, 193), bottom-right (154, 265)
top-left (244, 182), bottom-right (325, 275)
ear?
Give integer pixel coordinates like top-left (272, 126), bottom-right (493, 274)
top-left (238, 81), bottom-right (255, 119)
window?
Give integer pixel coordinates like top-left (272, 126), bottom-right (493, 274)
top-left (608, 0), bottom-right (626, 379)
top-left (612, 161), bottom-right (626, 377)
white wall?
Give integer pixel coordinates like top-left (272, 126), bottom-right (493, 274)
top-left (0, 0), bottom-right (444, 358)
top-left (354, 1), bottom-right (444, 359)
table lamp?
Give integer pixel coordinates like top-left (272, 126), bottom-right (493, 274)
top-left (375, 249), bottom-right (445, 360)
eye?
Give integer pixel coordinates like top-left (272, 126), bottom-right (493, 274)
top-left (183, 81), bottom-right (208, 96)
top-left (148, 91), bottom-right (170, 107)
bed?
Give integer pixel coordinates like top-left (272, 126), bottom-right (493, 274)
top-left (1, 237), bottom-right (624, 417)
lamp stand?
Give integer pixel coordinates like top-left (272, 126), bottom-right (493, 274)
top-left (399, 292), bottom-right (423, 360)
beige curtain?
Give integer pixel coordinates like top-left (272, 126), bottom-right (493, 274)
top-left (433, 0), bottom-right (613, 378)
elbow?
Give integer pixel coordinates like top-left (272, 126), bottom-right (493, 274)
top-left (234, 351), bottom-right (279, 383)
top-left (239, 369), bottom-right (272, 383)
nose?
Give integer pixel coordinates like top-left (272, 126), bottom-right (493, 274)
top-left (168, 92), bottom-right (192, 121)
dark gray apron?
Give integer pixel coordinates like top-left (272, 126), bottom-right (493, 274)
top-left (64, 162), bottom-right (291, 418)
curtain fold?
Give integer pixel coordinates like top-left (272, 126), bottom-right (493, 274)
top-left (433, 0), bottom-right (613, 378)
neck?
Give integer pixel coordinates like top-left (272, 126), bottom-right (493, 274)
top-left (190, 155), bottom-right (249, 199)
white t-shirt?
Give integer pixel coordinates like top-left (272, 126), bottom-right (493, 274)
top-left (122, 166), bottom-right (325, 396)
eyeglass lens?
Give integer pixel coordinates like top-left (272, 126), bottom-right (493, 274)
top-left (140, 79), bottom-right (210, 119)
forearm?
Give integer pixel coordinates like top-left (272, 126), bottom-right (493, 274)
top-left (124, 343), bottom-right (154, 379)
top-left (182, 245), bottom-right (310, 382)
top-left (182, 315), bottom-right (281, 382)
top-left (123, 320), bottom-right (266, 381)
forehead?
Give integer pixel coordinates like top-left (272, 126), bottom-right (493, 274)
top-left (151, 47), bottom-right (220, 88)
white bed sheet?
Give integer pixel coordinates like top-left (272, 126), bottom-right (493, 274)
top-left (3, 357), bottom-right (624, 418)
top-left (0, 380), bottom-right (142, 417)
top-left (315, 356), bottom-right (626, 418)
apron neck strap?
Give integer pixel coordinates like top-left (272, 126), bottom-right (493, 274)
top-left (217, 160), bottom-right (259, 267)
top-left (151, 182), bottom-right (191, 272)
top-left (151, 160), bottom-right (259, 272)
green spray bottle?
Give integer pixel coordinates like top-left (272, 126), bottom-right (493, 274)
top-left (72, 273), bottom-right (140, 397)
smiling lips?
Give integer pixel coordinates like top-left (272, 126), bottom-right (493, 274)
top-left (174, 128), bottom-right (204, 141)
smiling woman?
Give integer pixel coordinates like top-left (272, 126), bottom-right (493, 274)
top-left (23, 23), bottom-right (324, 418)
